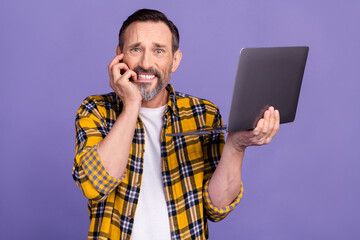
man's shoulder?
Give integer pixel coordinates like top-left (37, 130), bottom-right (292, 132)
top-left (175, 91), bottom-right (218, 109)
top-left (82, 92), bottom-right (117, 104)
top-left (80, 92), bottom-right (118, 106)
top-left (77, 92), bottom-right (119, 115)
top-left (174, 91), bottom-right (220, 113)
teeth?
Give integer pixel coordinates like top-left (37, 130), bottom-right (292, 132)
top-left (138, 74), bottom-right (155, 80)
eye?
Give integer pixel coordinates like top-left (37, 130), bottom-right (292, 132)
top-left (131, 48), bottom-right (141, 53)
top-left (155, 49), bottom-right (164, 54)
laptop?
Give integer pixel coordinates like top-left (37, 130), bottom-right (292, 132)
top-left (166, 46), bottom-right (309, 136)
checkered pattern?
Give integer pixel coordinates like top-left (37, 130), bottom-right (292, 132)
top-left (203, 177), bottom-right (243, 222)
top-left (72, 85), bottom-right (243, 240)
top-left (81, 145), bottom-right (124, 195)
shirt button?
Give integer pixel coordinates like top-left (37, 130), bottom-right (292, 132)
top-left (142, 149), bottom-right (145, 153)
top-left (135, 181), bottom-right (140, 187)
top-left (128, 212), bottom-right (133, 219)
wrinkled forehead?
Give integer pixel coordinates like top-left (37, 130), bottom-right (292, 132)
top-left (123, 21), bottom-right (173, 48)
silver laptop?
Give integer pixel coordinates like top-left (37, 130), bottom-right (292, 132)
top-left (167, 46), bottom-right (309, 136)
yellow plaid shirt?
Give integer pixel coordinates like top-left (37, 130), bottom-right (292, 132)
top-left (72, 85), bottom-right (243, 240)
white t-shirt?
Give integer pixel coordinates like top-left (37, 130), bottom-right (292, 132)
top-left (131, 105), bottom-right (171, 240)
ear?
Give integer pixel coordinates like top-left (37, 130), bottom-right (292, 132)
top-left (171, 50), bottom-right (182, 72)
top-left (116, 45), bottom-right (121, 55)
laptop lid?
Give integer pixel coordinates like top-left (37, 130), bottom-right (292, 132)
top-left (167, 46), bottom-right (309, 136)
top-left (228, 46), bottom-right (309, 132)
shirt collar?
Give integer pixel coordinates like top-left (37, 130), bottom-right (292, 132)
top-left (165, 84), bottom-right (179, 117)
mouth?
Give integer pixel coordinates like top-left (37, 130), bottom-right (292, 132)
top-left (137, 72), bottom-right (157, 82)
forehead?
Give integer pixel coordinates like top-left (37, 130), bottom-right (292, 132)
top-left (123, 21), bottom-right (172, 47)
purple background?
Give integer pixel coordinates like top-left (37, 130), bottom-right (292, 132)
top-left (1, 0), bottom-right (359, 239)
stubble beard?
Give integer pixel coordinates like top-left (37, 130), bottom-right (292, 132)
top-left (135, 81), bottom-right (166, 102)
top-left (133, 66), bottom-right (171, 102)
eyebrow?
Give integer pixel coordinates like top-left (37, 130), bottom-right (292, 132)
top-left (127, 42), bottom-right (167, 49)
top-left (153, 43), bottom-right (166, 48)
top-left (128, 42), bottom-right (141, 49)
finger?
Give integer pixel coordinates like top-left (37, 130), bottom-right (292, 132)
top-left (269, 109), bottom-right (280, 139)
top-left (108, 54), bottom-right (126, 76)
top-left (111, 61), bottom-right (129, 73)
top-left (252, 118), bottom-right (263, 138)
top-left (116, 69), bottom-right (137, 83)
top-left (110, 62), bottom-right (130, 80)
top-left (108, 54), bottom-right (124, 71)
top-left (261, 109), bottom-right (271, 138)
top-left (266, 107), bottom-right (276, 138)
top-left (262, 107), bottom-right (277, 144)
top-left (128, 70), bottom-right (138, 81)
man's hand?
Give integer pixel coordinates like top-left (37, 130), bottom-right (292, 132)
top-left (227, 106), bottom-right (280, 152)
top-left (108, 54), bottom-right (142, 107)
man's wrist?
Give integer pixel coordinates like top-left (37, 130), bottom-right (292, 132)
top-left (122, 101), bottom-right (141, 114)
top-left (231, 143), bottom-right (246, 153)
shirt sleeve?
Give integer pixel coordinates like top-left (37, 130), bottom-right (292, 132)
top-left (72, 97), bottom-right (125, 202)
top-left (203, 177), bottom-right (243, 222)
top-left (201, 106), bottom-right (243, 222)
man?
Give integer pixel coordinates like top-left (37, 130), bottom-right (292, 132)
top-left (72, 9), bottom-right (279, 240)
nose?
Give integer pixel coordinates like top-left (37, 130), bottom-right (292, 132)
top-left (139, 50), bottom-right (154, 70)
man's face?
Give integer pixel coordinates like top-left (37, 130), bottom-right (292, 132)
top-left (121, 21), bottom-right (181, 102)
